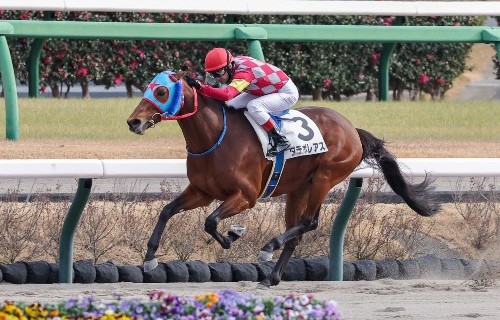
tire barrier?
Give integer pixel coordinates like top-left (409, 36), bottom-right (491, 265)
top-left (0, 255), bottom-right (481, 284)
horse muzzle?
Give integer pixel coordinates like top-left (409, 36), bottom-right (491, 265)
top-left (127, 118), bottom-right (152, 135)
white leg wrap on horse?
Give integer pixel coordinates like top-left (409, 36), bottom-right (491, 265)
top-left (256, 283), bottom-right (271, 290)
top-left (229, 224), bottom-right (247, 237)
top-left (143, 258), bottom-right (158, 272)
top-left (258, 250), bottom-right (273, 262)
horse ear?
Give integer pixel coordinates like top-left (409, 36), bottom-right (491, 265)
top-left (175, 69), bottom-right (187, 81)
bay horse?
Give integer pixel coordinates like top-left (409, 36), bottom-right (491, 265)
top-left (127, 69), bottom-right (440, 287)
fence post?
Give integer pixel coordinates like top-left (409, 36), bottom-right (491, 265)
top-left (58, 178), bottom-right (93, 283)
top-left (235, 27), bottom-right (267, 61)
top-left (378, 17), bottom-right (405, 101)
top-left (0, 31), bottom-right (19, 141)
top-left (28, 39), bottom-right (45, 98)
top-left (328, 177), bottom-right (363, 281)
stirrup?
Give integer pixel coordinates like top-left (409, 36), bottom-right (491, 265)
top-left (266, 142), bottom-right (290, 157)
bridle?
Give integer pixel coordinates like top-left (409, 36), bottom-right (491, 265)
top-left (144, 76), bottom-right (199, 128)
top-left (143, 73), bottom-right (227, 157)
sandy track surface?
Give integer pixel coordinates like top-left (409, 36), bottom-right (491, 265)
top-left (1, 280), bottom-right (499, 319)
top-left (1, 139), bottom-right (500, 159)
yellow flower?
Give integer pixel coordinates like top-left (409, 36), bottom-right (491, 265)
top-left (104, 309), bottom-right (115, 316)
top-left (195, 292), bottom-right (219, 307)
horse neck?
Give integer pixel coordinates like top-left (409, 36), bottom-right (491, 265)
top-left (177, 94), bottom-right (223, 154)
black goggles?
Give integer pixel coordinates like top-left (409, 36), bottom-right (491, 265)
top-left (209, 67), bottom-right (227, 78)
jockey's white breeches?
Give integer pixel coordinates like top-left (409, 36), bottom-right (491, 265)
top-left (228, 80), bottom-right (299, 125)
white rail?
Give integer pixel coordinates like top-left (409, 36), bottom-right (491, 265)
top-left (0, 1), bottom-right (500, 16)
top-left (1, 158), bottom-right (499, 179)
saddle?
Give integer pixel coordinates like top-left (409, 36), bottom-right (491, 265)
top-left (244, 109), bottom-right (328, 161)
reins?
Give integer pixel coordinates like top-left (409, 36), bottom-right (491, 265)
top-left (148, 80), bottom-right (228, 157)
top-left (187, 104), bottom-right (227, 157)
top-left (161, 86), bottom-right (198, 121)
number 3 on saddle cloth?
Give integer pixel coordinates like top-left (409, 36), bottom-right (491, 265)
top-left (244, 109), bottom-right (329, 199)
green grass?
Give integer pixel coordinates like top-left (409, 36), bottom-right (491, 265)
top-left (1, 98), bottom-right (499, 142)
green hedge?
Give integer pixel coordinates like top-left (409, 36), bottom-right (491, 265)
top-left (0, 11), bottom-right (481, 99)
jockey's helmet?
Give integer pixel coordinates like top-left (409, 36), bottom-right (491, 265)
top-left (204, 48), bottom-right (234, 72)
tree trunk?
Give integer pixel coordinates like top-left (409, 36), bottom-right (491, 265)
top-left (125, 81), bottom-right (134, 98)
top-left (50, 84), bottom-right (60, 98)
top-left (312, 88), bottom-right (323, 101)
top-left (64, 83), bottom-right (71, 98)
top-left (80, 78), bottom-right (90, 99)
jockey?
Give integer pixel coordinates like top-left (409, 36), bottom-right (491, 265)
top-left (185, 48), bottom-right (299, 157)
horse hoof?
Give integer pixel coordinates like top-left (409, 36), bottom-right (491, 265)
top-left (258, 250), bottom-right (273, 262)
top-left (143, 258), bottom-right (158, 272)
top-left (256, 282), bottom-right (270, 290)
top-left (229, 224), bottom-right (246, 237)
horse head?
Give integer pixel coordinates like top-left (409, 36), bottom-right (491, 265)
top-left (127, 69), bottom-right (193, 134)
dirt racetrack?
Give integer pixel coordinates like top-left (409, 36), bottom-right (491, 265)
top-left (0, 279), bottom-right (499, 319)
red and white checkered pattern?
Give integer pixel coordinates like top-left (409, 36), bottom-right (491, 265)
top-left (234, 56), bottom-right (289, 96)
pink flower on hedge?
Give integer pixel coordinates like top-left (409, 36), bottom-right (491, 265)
top-left (41, 57), bottom-right (52, 64)
top-left (323, 78), bottom-right (332, 88)
top-left (383, 17), bottom-right (393, 26)
top-left (419, 74), bottom-right (429, 84)
top-left (436, 77), bottom-right (445, 85)
top-left (114, 74), bottom-right (123, 85)
top-left (129, 61), bottom-right (139, 70)
top-left (20, 12), bottom-right (30, 20)
top-left (39, 86), bottom-right (46, 94)
top-left (426, 54), bottom-right (434, 61)
top-left (415, 59), bottom-right (421, 66)
top-left (370, 52), bottom-right (380, 64)
top-left (77, 68), bottom-right (88, 77)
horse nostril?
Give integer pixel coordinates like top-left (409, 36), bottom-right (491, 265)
top-left (127, 118), bottom-right (141, 131)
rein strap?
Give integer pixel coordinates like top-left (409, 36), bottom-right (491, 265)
top-left (162, 86), bottom-right (198, 120)
top-left (187, 104), bottom-right (227, 157)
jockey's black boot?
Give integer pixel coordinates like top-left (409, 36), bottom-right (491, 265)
top-left (267, 127), bottom-right (291, 157)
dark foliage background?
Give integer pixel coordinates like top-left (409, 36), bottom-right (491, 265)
top-left (0, 10), bottom-right (484, 99)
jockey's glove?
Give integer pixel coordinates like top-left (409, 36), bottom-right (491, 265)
top-left (184, 76), bottom-right (202, 89)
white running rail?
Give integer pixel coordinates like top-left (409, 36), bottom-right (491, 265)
top-left (1, 158), bottom-right (499, 179)
top-left (0, 1), bottom-right (499, 16)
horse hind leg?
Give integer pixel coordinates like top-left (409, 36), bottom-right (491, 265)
top-left (204, 192), bottom-right (251, 249)
top-left (258, 207), bottom-right (320, 287)
top-left (260, 172), bottom-right (347, 287)
top-left (144, 185), bottom-right (213, 272)
top-left (259, 186), bottom-right (309, 262)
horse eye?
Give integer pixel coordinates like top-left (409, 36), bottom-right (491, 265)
top-left (154, 87), bottom-right (169, 103)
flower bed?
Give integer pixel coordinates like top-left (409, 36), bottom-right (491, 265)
top-left (0, 289), bottom-right (341, 319)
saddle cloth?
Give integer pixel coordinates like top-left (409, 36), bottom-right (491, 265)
top-left (244, 109), bottom-right (328, 160)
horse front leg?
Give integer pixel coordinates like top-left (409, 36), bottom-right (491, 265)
top-left (204, 191), bottom-right (251, 249)
top-left (144, 184), bottom-right (213, 272)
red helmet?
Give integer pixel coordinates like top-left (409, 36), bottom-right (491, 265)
top-left (204, 48), bottom-right (234, 72)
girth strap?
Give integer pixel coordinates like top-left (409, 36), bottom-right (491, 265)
top-left (259, 152), bottom-right (286, 199)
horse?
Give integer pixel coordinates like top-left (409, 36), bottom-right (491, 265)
top-left (127, 69), bottom-right (440, 287)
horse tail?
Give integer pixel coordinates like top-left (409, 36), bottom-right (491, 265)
top-left (356, 128), bottom-right (440, 217)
